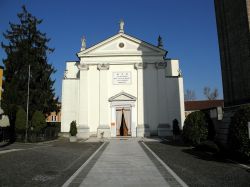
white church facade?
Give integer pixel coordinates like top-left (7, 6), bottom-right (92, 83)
top-left (61, 21), bottom-right (185, 138)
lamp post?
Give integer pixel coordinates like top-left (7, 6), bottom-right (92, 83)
top-left (25, 65), bottom-right (30, 143)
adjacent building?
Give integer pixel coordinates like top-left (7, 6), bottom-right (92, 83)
top-left (214, 0), bottom-right (250, 107)
top-left (61, 21), bottom-right (185, 138)
top-left (46, 103), bottom-right (61, 123)
top-left (185, 100), bottom-right (224, 120)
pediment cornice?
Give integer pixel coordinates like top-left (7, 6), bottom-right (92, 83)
top-left (108, 91), bottom-right (136, 102)
top-left (77, 33), bottom-right (167, 58)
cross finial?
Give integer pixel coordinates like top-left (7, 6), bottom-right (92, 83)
top-left (119, 19), bottom-right (124, 33)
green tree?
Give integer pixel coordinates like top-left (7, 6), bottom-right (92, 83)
top-left (31, 110), bottom-right (46, 133)
top-left (15, 106), bottom-right (26, 133)
top-left (1, 6), bottom-right (58, 137)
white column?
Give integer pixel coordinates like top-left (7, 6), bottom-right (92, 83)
top-left (97, 64), bottom-right (111, 138)
top-left (77, 64), bottom-right (89, 139)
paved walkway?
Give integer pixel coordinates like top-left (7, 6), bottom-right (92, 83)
top-left (64, 138), bottom-right (186, 187)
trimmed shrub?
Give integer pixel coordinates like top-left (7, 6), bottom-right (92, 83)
top-left (173, 119), bottom-right (181, 136)
top-left (70, 121), bottom-right (77, 136)
top-left (182, 111), bottom-right (208, 145)
top-left (15, 106), bottom-right (27, 133)
top-left (228, 105), bottom-right (250, 159)
top-left (31, 111), bottom-right (46, 133)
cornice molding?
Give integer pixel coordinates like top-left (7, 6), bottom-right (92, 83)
top-left (134, 63), bottom-right (147, 70)
top-left (155, 62), bottom-right (167, 69)
top-left (78, 64), bottom-right (89, 70)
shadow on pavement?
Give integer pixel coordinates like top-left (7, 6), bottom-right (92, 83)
top-left (0, 141), bottom-right (14, 148)
top-left (159, 139), bottom-right (232, 164)
top-left (182, 148), bottom-right (231, 163)
top-left (160, 139), bottom-right (191, 147)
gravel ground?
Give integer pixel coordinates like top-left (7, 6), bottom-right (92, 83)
top-left (145, 140), bottom-right (250, 187)
top-left (0, 138), bottom-right (102, 187)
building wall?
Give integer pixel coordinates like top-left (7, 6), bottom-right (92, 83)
top-left (61, 79), bottom-right (79, 132)
top-left (214, 0), bottom-right (250, 106)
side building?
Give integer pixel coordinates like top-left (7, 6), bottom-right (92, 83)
top-left (214, 0), bottom-right (250, 145)
top-left (214, 0), bottom-right (250, 107)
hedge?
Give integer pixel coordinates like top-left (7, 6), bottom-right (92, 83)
top-left (228, 105), bottom-right (250, 160)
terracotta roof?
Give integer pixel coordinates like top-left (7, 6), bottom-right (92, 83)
top-left (185, 100), bottom-right (224, 111)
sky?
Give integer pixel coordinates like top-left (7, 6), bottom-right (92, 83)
top-left (0, 0), bottom-right (223, 101)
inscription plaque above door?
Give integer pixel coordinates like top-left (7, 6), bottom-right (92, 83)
top-left (112, 72), bottom-right (131, 85)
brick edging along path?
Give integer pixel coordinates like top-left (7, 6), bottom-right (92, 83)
top-left (64, 138), bottom-right (187, 187)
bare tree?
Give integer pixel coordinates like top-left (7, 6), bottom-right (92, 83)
top-left (184, 89), bottom-right (196, 101)
top-left (203, 86), bottom-right (219, 100)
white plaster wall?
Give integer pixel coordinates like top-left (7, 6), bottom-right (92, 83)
top-left (107, 64), bottom-right (138, 130)
top-left (108, 64), bottom-right (137, 100)
top-left (178, 77), bottom-right (185, 128)
top-left (166, 59), bottom-right (179, 76)
top-left (61, 79), bottom-right (79, 132)
top-left (165, 77), bottom-right (185, 129)
top-left (143, 64), bottom-right (159, 135)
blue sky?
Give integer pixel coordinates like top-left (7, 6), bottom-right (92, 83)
top-left (0, 0), bottom-right (222, 100)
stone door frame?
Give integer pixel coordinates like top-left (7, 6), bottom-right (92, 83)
top-left (109, 92), bottom-right (137, 137)
top-left (110, 101), bottom-right (136, 137)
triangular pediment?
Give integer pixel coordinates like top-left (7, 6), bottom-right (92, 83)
top-left (109, 91), bottom-right (136, 102)
top-left (77, 33), bottom-right (166, 57)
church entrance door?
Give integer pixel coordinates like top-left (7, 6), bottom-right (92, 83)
top-left (116, 108), bottom-right (131, 136)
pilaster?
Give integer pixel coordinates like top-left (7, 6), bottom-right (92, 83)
top-left (77, 64), bottom-right (89, 139)
top-left (134, 63), bottom-right (150, 137)
top-left (97, 64), bottom-right (111, 138)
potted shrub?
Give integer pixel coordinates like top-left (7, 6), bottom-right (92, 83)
top-left (172, 119), bottom-right (180, 140)
top-left (69, 120), bottom-right (77, 142)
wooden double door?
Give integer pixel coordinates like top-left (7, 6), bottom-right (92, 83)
top-left (116, 108), bottom-right (131, 136)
